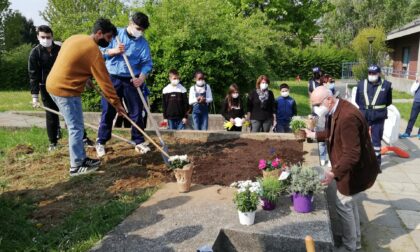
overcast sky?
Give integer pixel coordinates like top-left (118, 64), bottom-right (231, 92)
top-left (9, 0), bottom-right (48, 26)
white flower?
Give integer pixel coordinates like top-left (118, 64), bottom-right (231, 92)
top-left (230, 182), bottom-right (238, 188)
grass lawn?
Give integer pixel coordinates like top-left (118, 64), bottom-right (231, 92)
top-left (0, 91), bottom-right (32, 111)
top-left (394, 103), bottom-right (420, 128)
top-left (0, 127), bottom-right (157, 251)
top-left (393, 90), bottom-right (413, 100)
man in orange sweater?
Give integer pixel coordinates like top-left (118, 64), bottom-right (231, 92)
top-left (47, 18), bottom-right (125, 176)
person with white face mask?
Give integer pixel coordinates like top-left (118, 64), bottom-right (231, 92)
top-left (305, 86), bottom-right (380, 252)
top-left (355, 65), bottom-right (392, 168)
top-left (247, 75), bottom-right (277, 132)
top-left (221, 84), bottom-right (245, 132)
top-left (96, 12), bottom-right (153, 157)
top-left (28, 25), bottom-right (95, 151)
top-left (189, 70), bottom-right (213, 130)
top-left (275, 83), bottom-right (297, 133)
top-left (162, 69), bottom-right (189, 130)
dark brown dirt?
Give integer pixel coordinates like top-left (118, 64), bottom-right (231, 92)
top-left (190, 138), bottom-right (304, 186)
top-left (1, 137), bottom-right (304, 229)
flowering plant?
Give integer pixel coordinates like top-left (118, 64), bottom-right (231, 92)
top-left (223, 121), bottom-right (234, 130)
top-left (231, 180), bottom-right (262, 212)
top-left (168, 155), bottom-right (189, 169)
top-left (159, 120), bottom-right (168, 128)
top-left (258, 157), bottom-right (286, 171)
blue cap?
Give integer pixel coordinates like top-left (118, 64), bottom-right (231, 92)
top-left (368, 65), bottom-right (381, 73)
top-left (312, 67), bottom-right (320, 73)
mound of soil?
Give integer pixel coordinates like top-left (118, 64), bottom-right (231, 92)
top-left (190, 138), bottom-right (304, 186)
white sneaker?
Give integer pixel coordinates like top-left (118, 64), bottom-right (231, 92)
top-left (95, 143), bottom-right (106, 158)
top-left (328, 161), bottom-right (332, 168)
top-left (320, 160), bottom-right (326, 166)
top-left (135, 142), bottom-right (151, 154)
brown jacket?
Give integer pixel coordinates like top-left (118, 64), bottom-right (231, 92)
top-left (317, 99), bottom-right (380, 196)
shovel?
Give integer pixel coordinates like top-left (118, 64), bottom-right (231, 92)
top-left (91, 85), bottom-right (170, 159)
top-left (115, 36), bottom-right (170, 165)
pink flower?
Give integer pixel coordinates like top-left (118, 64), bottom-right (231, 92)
top-left (258, 160), bottom-right (266, 170)
top-left (272, 160), bottom-right (279, 168)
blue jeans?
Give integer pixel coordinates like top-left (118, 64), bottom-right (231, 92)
top-left (51, 95), bottom-right (86, 167)
top-left (318, 142), bottom-right (328, 161)
top-left (168, 119), bottom-right (185, 130)
top-left (97, 76), bottom-right (145, 145)
top-left (405, 102), bottom-right (420, 135)
top-left (369, 119), bottom-right (385, 165)
top-left (275, 122), bottom-right (291, 133)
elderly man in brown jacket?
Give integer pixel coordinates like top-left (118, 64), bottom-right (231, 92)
top-left (305, 86), bottom-right (380, 252)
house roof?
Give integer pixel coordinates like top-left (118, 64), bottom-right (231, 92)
top-left (387, 18), bottom-right (420, 41)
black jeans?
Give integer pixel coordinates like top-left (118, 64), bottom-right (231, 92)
top-left (405, 101), bottom-right (420, 135)
top-left (40, 85), bottom-right (61, 144)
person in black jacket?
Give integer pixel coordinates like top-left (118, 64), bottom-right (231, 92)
top-left (28, 25), bottom-right (94, 151)
top-left (162, 69), bottom-right (189, 130)
top-left (247, 75), bottom-right (277, 132)
top-left (221, 84), bottom-right (245, 132)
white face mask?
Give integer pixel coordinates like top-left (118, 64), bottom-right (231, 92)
top-left (328, 83), bottom-right (335, 90)
top-left (170, 79), bottom-right (179, 86)
top-left (368, 75), bottom-right (379, 83)
top-left (129, 26), bottom-right (143, 38)
top-left (281, 91), bottom-right (289, 97)
top-left (39, 38), bottom-right (52, 48)
top-left (260, 83), bottom-right (268, 90)
top-left (196, 80), bottom-right (205, 87)
top-left (313, 104), bottom-right (329, 117)
top-left (232, 93), bottom-right (239, 99)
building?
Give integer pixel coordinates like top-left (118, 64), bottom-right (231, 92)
top-left (386, 18), bottom-right (420, 92)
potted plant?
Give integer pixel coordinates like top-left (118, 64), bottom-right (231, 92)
top-left (231, 180), bottom-right (261, 225)
top-left (258, 157), bottom-right (285, 178)
top-left (169, 155), bottom-right (192, 193)
top-left (290, 116), bottom-right (307, 140)
top-left (258, 176), bottom-right (282, 210)
top-left (288, 165), bottom-right (324, 213)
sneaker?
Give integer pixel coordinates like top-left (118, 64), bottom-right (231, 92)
top-left (83, 137), bottom-right (95, 148)
top-left (320, 160), bottom-right (326, 166)
top-left (95, 143), bottom-right (106, 158)
top-left (69, 158), bottom-right (100, 177)
top-left (399, 133), bottom-right (410, 139)
top-left (135, 142), bottom-right (151, 154)
top-left (48, 143), bottom-right (58, 152)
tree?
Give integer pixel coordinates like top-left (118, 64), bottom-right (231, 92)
top-left (227, 0), bottom-right (332, 47)
top-left (0, 0), bottom-right (10, 52)
top-left (42, 0), bottom-right (129, 40)
top-left (2, 10), bottom-right (37, 50)
top-left (321, 0), bottom-right (420, 47)
top-left (138, 0), bottom-right (288, 111)
top-left (351, 27), bottom-right (390, 80)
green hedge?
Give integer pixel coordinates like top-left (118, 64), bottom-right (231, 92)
top-left (0, 44), bottom-right (32, 91)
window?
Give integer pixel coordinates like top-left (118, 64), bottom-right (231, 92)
top-left (402, 47), bottom-right (410, 78)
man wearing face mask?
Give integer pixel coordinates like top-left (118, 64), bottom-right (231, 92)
top-left (46, 18), bottom-right (125, 176)
top-left (28, 25), bottom-right (95, 151)
top-left (96, 12), bottom-right (153, 157)
top-left (355, 65), bottom-right (392, 167)
top-left (305, 86), bottom-right (380, 252)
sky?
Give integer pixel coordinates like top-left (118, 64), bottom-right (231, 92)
top-left (9, 0), bottom-right (48, 26)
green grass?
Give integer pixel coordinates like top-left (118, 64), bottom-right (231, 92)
top-left (0, 91), bottom-right (32, 111)
top-left (272, 80), bottom-right (311, 116)
top-left (394, 103), bottom-right (420, 128)
top-left (0, 127), bottom-right (156, 251)
top-left (392, 90), bottom-right (413, 99)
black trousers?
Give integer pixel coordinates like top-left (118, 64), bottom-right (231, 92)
top-left (40, 85), bottom-right (60, 144)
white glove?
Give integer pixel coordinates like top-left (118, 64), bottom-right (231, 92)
top-left (32, 97), bottom-right (40, 108)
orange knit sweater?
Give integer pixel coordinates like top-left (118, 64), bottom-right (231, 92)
top-left (46, 35), bottom-right (120, 107)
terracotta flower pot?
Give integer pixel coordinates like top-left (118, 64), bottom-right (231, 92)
top-left (173, 164), bottom-right (193, 193)
top-left (262, 169), bottom-right (281, 179)
top-left (293, 129), bottom-right (306, 140)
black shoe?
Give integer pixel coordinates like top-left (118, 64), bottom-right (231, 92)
top-left (83, 137), bottom-right (95, 148)
top-left (69, 158), bottom-right (100, 177)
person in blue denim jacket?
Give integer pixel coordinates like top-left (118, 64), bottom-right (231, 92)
top-left (96, 12), bottom-right (153, 157)
top-left (189, 70), bottom-right (213, 130)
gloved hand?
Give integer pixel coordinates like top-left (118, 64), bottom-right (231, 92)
top-left (32, 97), bottom-right (40, 108)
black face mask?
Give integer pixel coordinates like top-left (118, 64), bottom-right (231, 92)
top-left (98, 38), bottom-right (110, 48)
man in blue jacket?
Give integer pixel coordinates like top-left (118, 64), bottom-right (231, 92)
top-left (275, 83), bottom-right (297, 132)
top-left (356, 65), bottom-right (392, 168)
top-left (399, 80), bottom-right (420, 139)
top-left (96, 12), bottom-right (153, 157)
